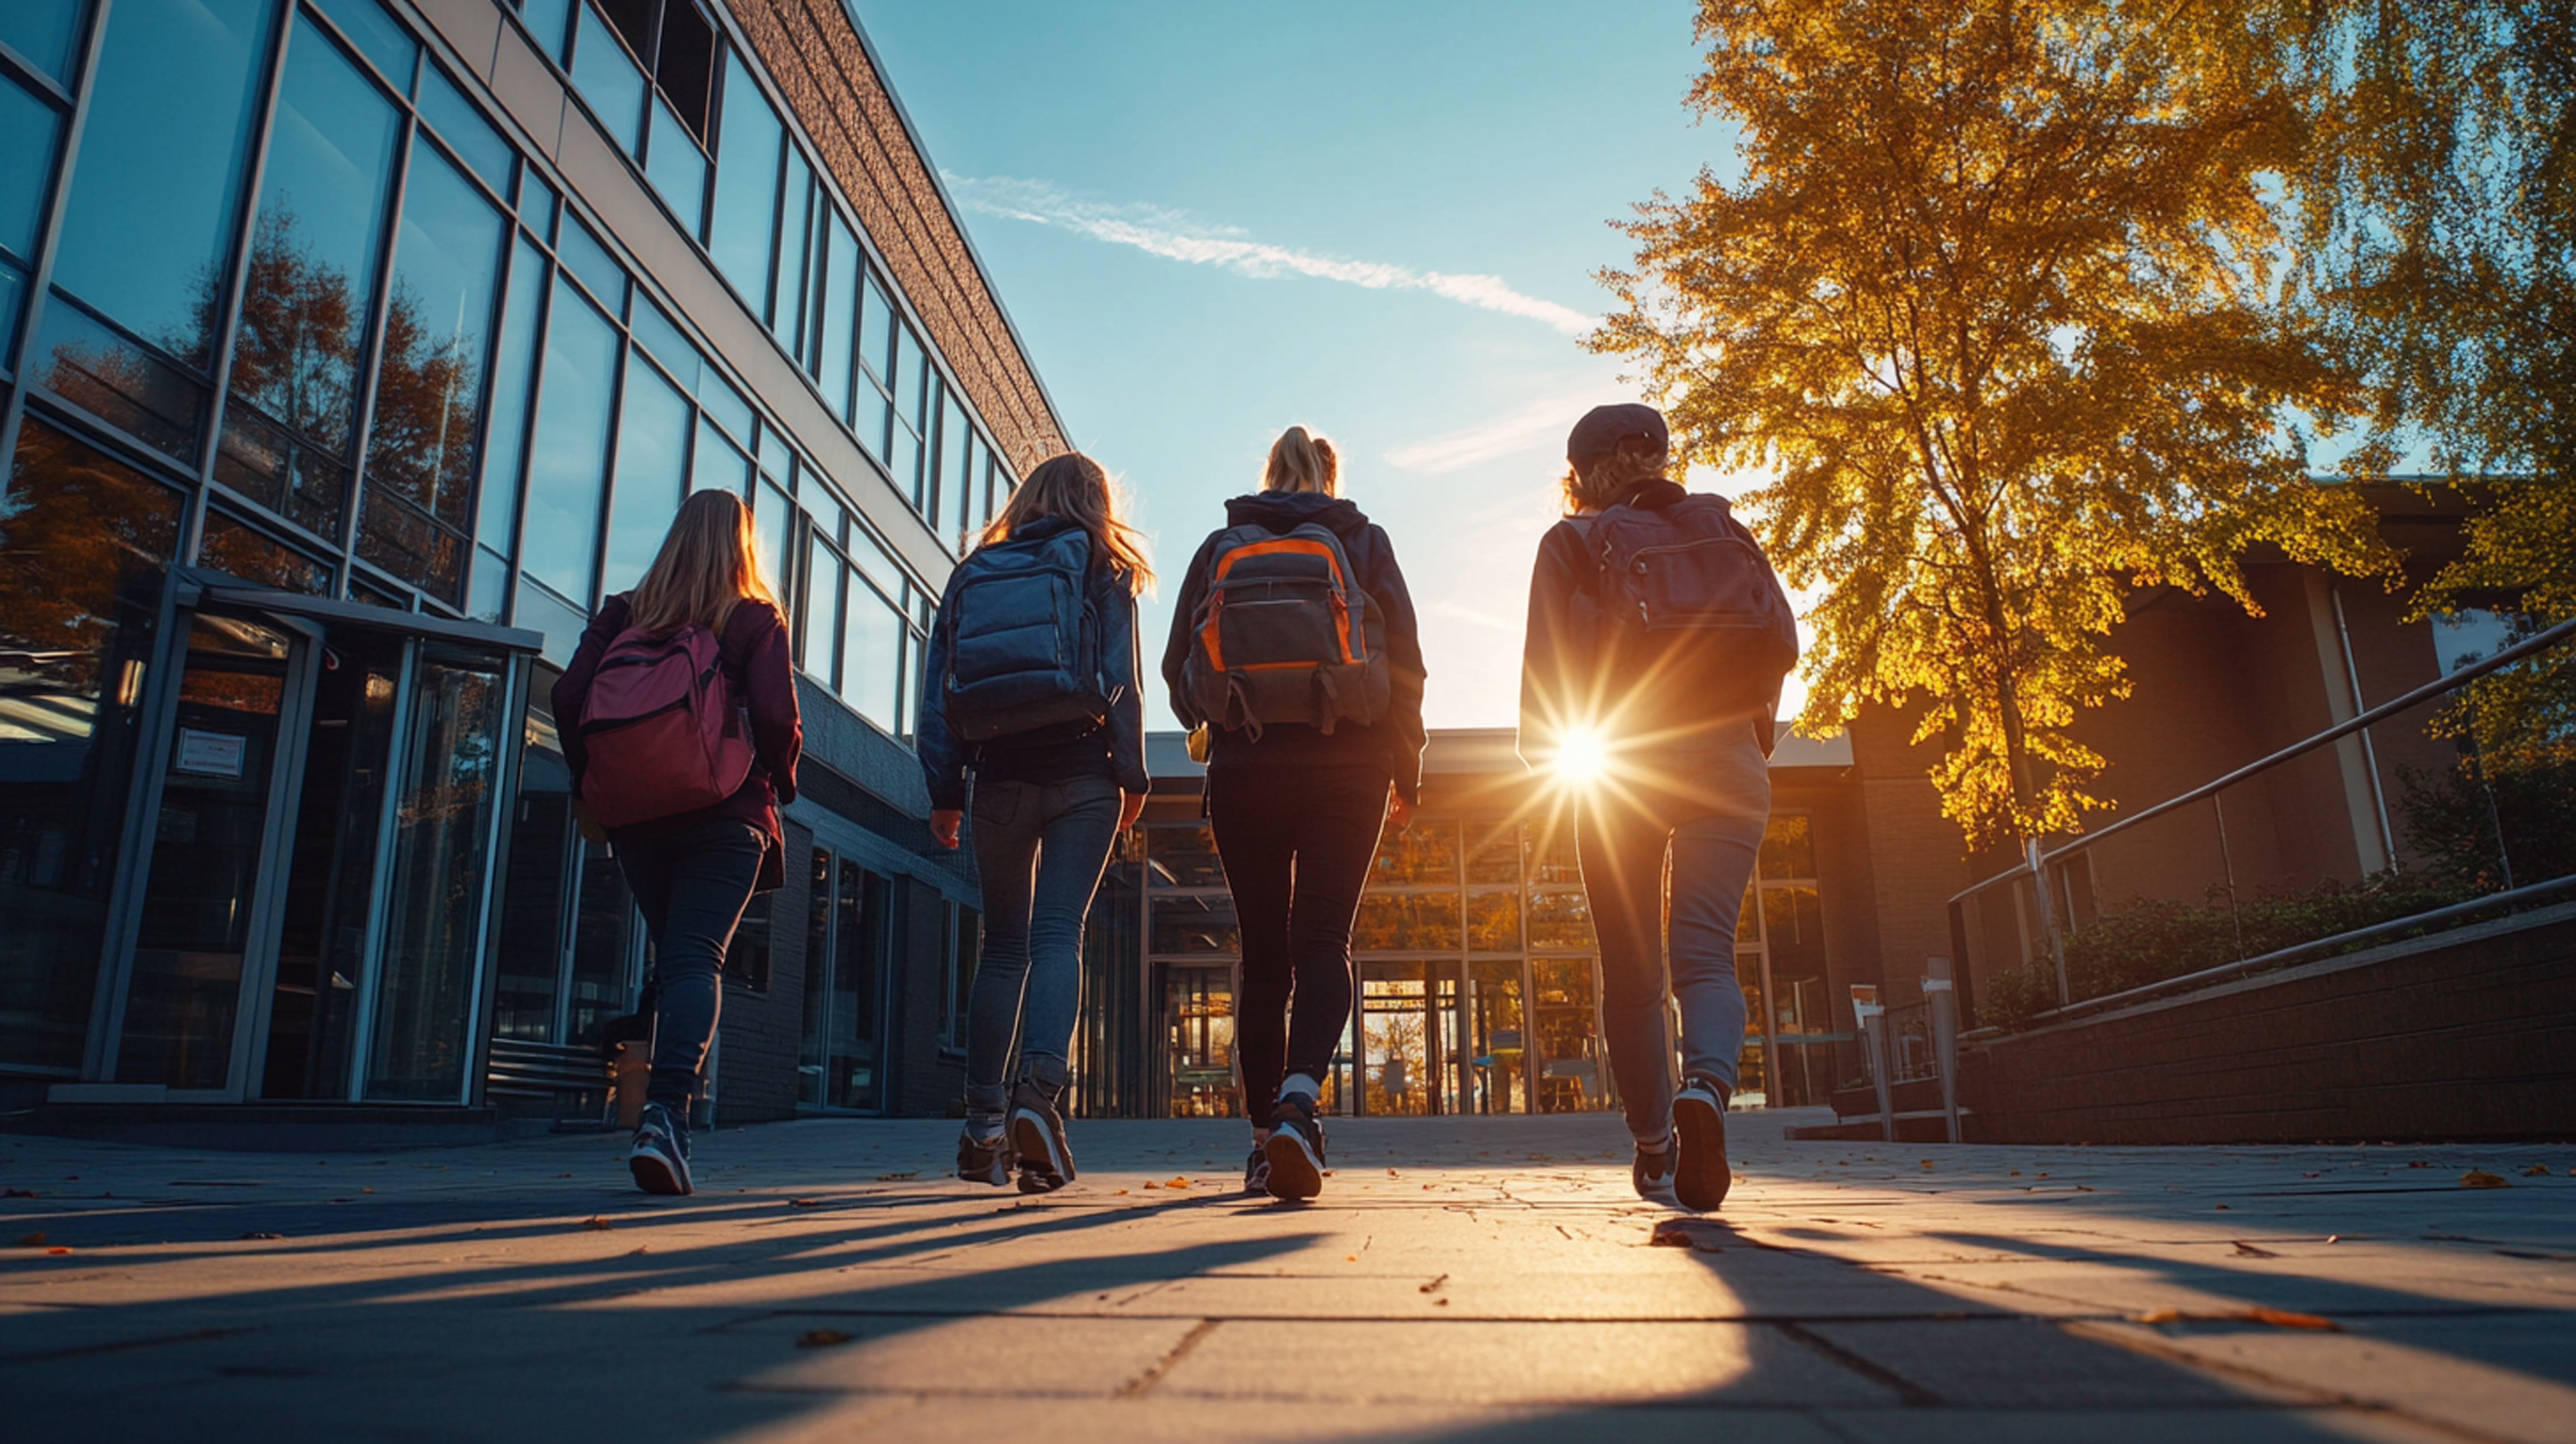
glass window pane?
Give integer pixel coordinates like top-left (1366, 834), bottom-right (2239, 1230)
top-left (842, 583), bottom-right (901, 733)
top-left (1151, 894), bottom-right (1238, 955)
top-left (517, 0), bottom-right (571, 58)
top-left (0, 79), bottom-right (61, 261)
top-left (817, 213), bottom-right (856, 412)
top-left (311, 0), bottom-right (414, 91)
top-left (770, 150), bottom-right (811, 336)
top-left (510, 572), bottom-right (586, 666)
top-left (707, 49), bottom-right (780, 311)
top-left (696, 366), bottom-right (751, 444)
top-left (554, 214), bottom-right (624, 314)
top-left (53, 0), bottom-right (278, 369)
top-left (1370, 820), bottom-right (1458, 886)
top-left (473, 234), bottom-right (548, 555)
top-left (1145, 824), bottom-right (1226, 888)
top-left (886, 408), bottom-right (920, 508)
top-left (232, 22), bottom-right (403, 457)
top-left (936, 389), bottom-right (968, 536)
top-left (359, 139), bottom-right (506, 600)
top-left (800, 536), bottom-right (838, 683)
top-left (518, 276), bottom-right (618, 602)
top-left (38, 297), bottom-right (208, 463)
top-left (1465, 822), bottom-right (1519, 884)
top-left (0, 263), bottom-right (26, 371)
top-left (465, 544), bottom-right (507, 622)
top-left (955, 428), bottom-right (982, 540)
top-left (644, 95), bottom-right (705, 236)
top-left (626, 292), bottom-right (696, 390)
top-left (569, 1), bottom-right (643, 154)
top-left (202, 511), bottom-right (330, 593)
top-left (752, 480), bottom-right (790, 603)
top-left (0, 0), bottom-right (89, 84)
top-left (1353, 892), bottom-right (1460, 952)
top-left (0, 419), bottom-right (182, 1072)
top-left (602, 352), bottom-right (688, 593)
top-left (1467, 891), bottom-right (1521, 952)
top-left (692, 416), bottom-right (748, 495)
top-left (1528, 889), bottom-right (1595, 950)
top-left (858, 270), bottom-right (891, 381)
top-left (1760, 813), bottom-right (1817, 879)
top-left (417, 64), bottom-right (516, 200)
top-left (846, 523), bottom-right (902, 604)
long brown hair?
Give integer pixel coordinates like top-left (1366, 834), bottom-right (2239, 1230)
top-left (628, 488), bottom-right (781, 634)
top-left (1264, 425), bottom-right (1338, 495)
top-left (978, 451), bottom-right (1154, 594)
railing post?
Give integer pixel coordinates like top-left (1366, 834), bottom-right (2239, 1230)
top-left (2027, 836), bottom-right (2069, 1007)
top-left (1925, 956), bottom-right (1961, 1143)
top-left (1853, 985), bottom-right (1894, 1142)
top-left (2212, 792), bottom-right (2244, 956)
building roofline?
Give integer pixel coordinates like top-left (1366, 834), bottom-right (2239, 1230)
top-left (834, 0), bottom-right (1074, 456)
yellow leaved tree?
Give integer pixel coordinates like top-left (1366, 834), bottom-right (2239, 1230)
top-left (1593, 0), bottom-right (2398, 848)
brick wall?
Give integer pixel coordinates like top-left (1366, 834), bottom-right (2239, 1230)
top-left (714, 821), bottom-right (816, 1125)
top-left (892, 875), bottom-right (964, 1117)
top-left (724, 0), bottom-right (1069, 476)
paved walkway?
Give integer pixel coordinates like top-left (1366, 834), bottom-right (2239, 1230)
top-left (4, 1108), bottom-right (2572, 1443)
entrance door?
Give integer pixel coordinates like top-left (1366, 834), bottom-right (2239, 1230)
top-left (1358, 961), bottom-right (1463, 1116)
top-left (91, 577), bottom-right (533, 1102)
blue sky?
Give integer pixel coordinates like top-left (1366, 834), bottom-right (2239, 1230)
top-left (851, 0), bottom-right (1769, 731)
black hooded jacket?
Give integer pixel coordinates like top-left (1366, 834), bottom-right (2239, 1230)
top-left (1161, 491), bottom-right (1428, 804)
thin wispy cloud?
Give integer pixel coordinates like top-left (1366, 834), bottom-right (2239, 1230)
top-left (946, 174), bottom-right (1595, 336)
top-left (1386, 402), bottom-right (1583, 474)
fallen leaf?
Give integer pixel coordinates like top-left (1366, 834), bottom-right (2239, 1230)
top-left (12, 1233), bottom-right (43, 1248)
top-left (1, 1188), bottom-right (34, 1198)
top-left (2075, 1185), bottom-right (2095, 1192)
top-left (624, 1246), bottom-right (650, 1256)
top-left (1166, 1176), bottom-right (1189, 1188)
top-left (1418, 1273), bottom-right (1448, 1294)
top-left (1387, 1169), bottom-right (1399, 1178)
top-left (43, 1246), bottom-right (69, 1256)
top-left (795, 1329), bottom-right (853, 1348)
top-left (2213, 1202), bottom-right (2231, 1210)
top-left (2324, 1234), bottom-right (2341, 1244)
top-left (2137, 1308), bottom-right (2184, 1323)
top-left (2408, 1160), bottom-right (2430, 1168)
top-left (1113, 1188), bottom-right (1129, 1195)
top-left (2007, 1170), bottom-right (2020, 1177)
top-left (2232, 1240), bottom-right (2281, 1258)
top-left (874, 1171), bottom-right (916, 1182)
top-left (2522, 1164), bottom-right (2550, 1177)
top-left (1920, 1160), bottom-right (1934, 1169)
top-left (1142, 1181), bottom-right (1162, 1189)
top-left (788, 1197), bottom-right (823, 1208)
top-left (1434, 1297), bottom-right (1450, 1306)
top-left (2302, 1171), bottom-right (2319, 1179)
top-left (238, 1232), bottom-right (284, 1241)
top-left (360, 1187), bottom-right (375, 1194)
top-left (2461, 1170), bottom-right (2511, 1190)
top-left (2246, 1307), bottom-right (2340, 1331)
top-left (580, 1216), bottom-right (617, 1231)
top-left (1344, 1254), bottom-right (1358, 1262)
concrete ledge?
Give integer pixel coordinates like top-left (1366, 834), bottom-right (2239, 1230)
top-left (1961, 900), bottom-right (2576, 1144)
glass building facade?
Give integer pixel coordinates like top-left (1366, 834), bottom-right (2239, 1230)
top-left (0, 0), bottom-right (1046, 1120)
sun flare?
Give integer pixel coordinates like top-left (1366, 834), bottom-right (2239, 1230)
top-left (1553, 728), bottom-right (1610, 789)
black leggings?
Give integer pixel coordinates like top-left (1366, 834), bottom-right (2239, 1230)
top-left (1207, 765), bottom-right (1388, 1121)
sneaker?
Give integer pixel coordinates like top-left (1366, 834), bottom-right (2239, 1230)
top-left (628, 1101), bottom-right (693, 1196)
top-left (1632, 1135), bottom-right (1678, 1204)
top-left (1242, 1143), bottom-right (1272, 1196)
top-left (1261, 1094), bottom-right (1326, 1202)
top-left (1008, 1079), bottom-right (1077, 1193)
top-left (956, 1126), bottom-right (1012, 1187)
top-left (1672, 1074), bottom-right (1732, 1212)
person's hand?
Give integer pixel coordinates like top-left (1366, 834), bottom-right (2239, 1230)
top-left (930, 809), bottom-right (962, 849)
top-left (1118, 789), bottom-right (1147, 831)
top-left (1388, 793), bottom-right (1416, 833)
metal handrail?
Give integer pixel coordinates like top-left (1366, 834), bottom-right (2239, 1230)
top-left (1947, 611), bottom-right (2576, 906)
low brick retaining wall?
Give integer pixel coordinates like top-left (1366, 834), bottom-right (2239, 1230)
top-left (1961, 901), bottom-right (2576, 1144)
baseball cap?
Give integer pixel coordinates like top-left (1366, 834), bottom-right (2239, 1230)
top-left (1566, 403), bottom-right (1668, 465)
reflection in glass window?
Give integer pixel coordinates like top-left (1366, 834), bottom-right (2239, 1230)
top-left (1527, 889), bottom-right (1595, 950)
top-left (52, 0), bottom-right (275, 369)
top-left (202, 512), bottom-right (330, 594)
top-left (1466, 891), bottom-right (1521, 953)
top-left (472, 236), bottom-right (549, 555)
top-left (0, 419), bottom-right (182, 1072)
top-left (40, 298), bottom-right (208, 464)
top-left (417, 65), bottom-right (515, 199)
top-left (1525, 818), bottom-right (1582, 885)
top-left (233, 24), bottom-right (402, 458)
top-left (312, 0), bottom-right (414, 87)
top-left (1464, 822), bottom-right (1519, 883)
top-left (751, 480), bottom-right (791, 602)
top-left (0, 0), bottom-right (90, 85)
top-left (1145, 825), bottom-right (1226, 889)
top-left (518, 277), bottom-right (619, 603)
top-left (1371, 820), bottom-right (1458, 886)
top-left (771, 150), bottom-right (812, 337)
top-left (800, 534), bottom-right (839, 683)
top-left (1353, 891), bottom-right (1461, 952)
top-left (644, 95), bottom-right (705, 235)
top-left (602, 354), bottom-right (690, 593)
top-left (694, 418), bottom-right (749, 495)
top-left (816, 215), bottom-right (858, 415)
top-left (626, 293), bottom-right (695, 389)
top-left (511, 573), bottom-right (586, 667)
top-left (708, 49), bottom-right (780, 309)
top-left (842, 583), bottom-right (903, 734)
top-left (0, 79), bottom-right (59, 262)
top-left (1759, 813), bottom-right (1816, 878)
top-left (555, 215), bottom-right (625, 313)
top-left (1151, 895), bottom-right (1238, 955)
top-left (359, 140), bottom-right (506, 601)
top-left (569, 1), bottom-right (644, 152)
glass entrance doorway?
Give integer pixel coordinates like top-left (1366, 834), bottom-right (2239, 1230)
top-left (84, 575), bottom-right (533, 1102)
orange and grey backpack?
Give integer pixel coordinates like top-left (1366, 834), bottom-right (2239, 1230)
top-left (1181, 518), bottom-right (1390, 737)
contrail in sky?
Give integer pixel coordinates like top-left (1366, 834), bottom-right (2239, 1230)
top-left (943, 174), bottom-right (1595, 336)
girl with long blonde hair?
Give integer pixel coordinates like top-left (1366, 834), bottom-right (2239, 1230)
top-left (556, 488), bottom-right (803, 1197)
top-left (917, 451), bottom-right (1152, 1192)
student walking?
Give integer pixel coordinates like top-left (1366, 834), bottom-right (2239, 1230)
top-left (1164, 425), bottom-right (1426, 1201)
top-left (1517, 403), bottom-right (1796, 1213)
top-left (919, 452), bottom-right (1152, 1193)
top-left (556, 489), bottom-right (803, 1197)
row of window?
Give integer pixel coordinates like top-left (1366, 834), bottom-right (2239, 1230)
top-left (0, 0), bottom-right (1011, 739)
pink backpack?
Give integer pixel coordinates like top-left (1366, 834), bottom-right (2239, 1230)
top-left (577, 622), bottom-right (756, 829)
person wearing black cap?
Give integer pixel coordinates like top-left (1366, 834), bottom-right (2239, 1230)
top-left (1516, 402), bottom-right (1794, 1212)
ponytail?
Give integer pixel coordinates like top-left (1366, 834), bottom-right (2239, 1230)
top-left (1263, 425), bottom-right (1339, 496)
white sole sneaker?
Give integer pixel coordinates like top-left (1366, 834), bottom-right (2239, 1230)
top-left (1672, 1083), bottom-right (1730, 1213)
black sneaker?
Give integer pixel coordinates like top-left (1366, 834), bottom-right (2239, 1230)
top-left (1242, 1143), bottom-right (1272, 1196)
top-left (1633, 1136), bottom-right (1678, 1204)
top-left (1008, 1079), bottom-right (1076, 1193)
top-left (956, 1126), bottom-right (1012, 1187)
top-left (1261, 1094), bottom-right (1326, 1201)
top-left (1672, 1074), bottom-right (1732, 1212)
top-left (628, 1101), bottom-right (693, 1196)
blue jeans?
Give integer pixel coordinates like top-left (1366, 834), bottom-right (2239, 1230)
top-left (1578, 745), bottom-right (1769, 1144)
top-left (964, 773), bottom-right (1122, 1116)
top-left (613, 819), bottom-right (767, 1112)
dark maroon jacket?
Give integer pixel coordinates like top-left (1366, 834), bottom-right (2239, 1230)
top-left (554, 593), bottom-right (803, 892)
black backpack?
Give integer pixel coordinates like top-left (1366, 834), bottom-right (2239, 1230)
top-left (1181, 519), bottom-right (1390, 737)
top-left (1579, 492), bottom-right (1797, 741)
top-left (940, 528), bottom-right (1105, 741)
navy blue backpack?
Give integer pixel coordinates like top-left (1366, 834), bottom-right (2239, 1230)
top-left (941, 528), bottom-right (1105, 741)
